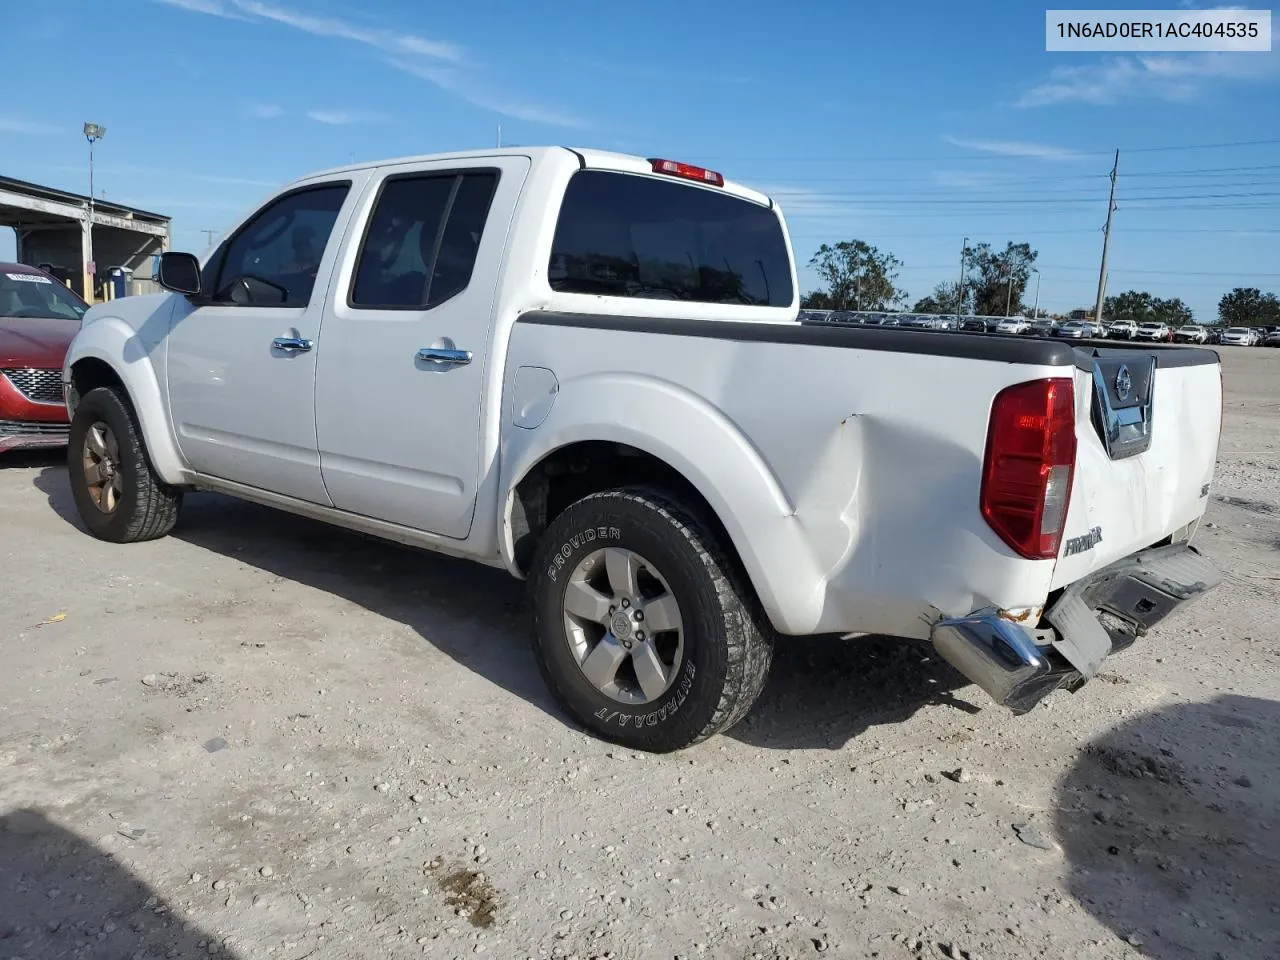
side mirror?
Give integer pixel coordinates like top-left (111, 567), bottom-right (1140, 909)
top-left (156, 251), bottom-right (203, 297)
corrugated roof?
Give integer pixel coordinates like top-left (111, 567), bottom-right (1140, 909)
top-left (0, 174), bottom-right (170, 223)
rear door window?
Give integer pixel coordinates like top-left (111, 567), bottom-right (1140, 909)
top-left (349, 171), bottom-right (499, 310)
top-left (549, 170), bottom-right (793, 307)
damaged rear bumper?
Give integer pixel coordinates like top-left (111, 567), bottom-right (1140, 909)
top-left (930, 543), bottom-right (1221, 714)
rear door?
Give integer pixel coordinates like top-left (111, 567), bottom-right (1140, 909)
top-left (313, 156), bottom-right (530, 539)
top-left (1051, 347), bottom-right (1222, 587)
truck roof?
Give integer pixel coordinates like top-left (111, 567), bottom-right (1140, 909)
top-left (295, 145), bottom-right (774, 209)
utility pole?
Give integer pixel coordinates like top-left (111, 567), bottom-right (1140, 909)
top-left (1005, 264), bottom-right (1015, 317)
top-left (200, 229), bottom-right (218, 249)
top-left (957, 236), bottom-right (967, 315)
top-left (856, 275), bottom-right (862, 312)
top-left (1094, 149), bottom-right (1119, 324)
top-left (1031, 268), bottom-right (1041, 318)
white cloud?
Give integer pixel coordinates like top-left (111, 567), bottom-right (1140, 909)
top-left (1016, 52), bottom-right (1278, 107)
top-left (0, 118), bottom-right (61, 135)
top-left (154, 0), bottom-right (459, 61)
top-left (306, 109), bottom-right (389, 125)
top-left (941, 134), bottom-right (1084, 160)
top-left (388, 59), bottom-right (584, 128)
top-left (747, 184), bottom-right (862, 222)
top-left (230, 0), bottom-right (461, 62)
top-left (247, 102), bottom-right (284, 119)
top-left (153, 0), bottom-right (583, 127)
top-left (153, 0), bottom-right (251, 19)
top-left (41, 162), bottom-right (278, 188)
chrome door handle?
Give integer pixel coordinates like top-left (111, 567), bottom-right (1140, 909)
top-left (273, 336), bottom-right (313, 353)
top-left (416, 347), bottom-right (472, 366)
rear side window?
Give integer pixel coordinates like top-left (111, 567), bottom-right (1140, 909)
top-left (549, 170), bottom-right (793, 307)
top-left (350, 171), bottom-right (498, 309)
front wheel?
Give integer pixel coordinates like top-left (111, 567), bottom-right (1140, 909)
top-left (67, 386), bottom-right (182, 543)
top-left (529, 488), bottom-right (773, 752)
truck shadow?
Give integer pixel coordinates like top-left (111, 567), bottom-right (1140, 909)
top-left (726, 633), bottom-right (977, 751)
top-left (0, 449), bottom-right (65, 471)
top-left (33, 467), bottom-right (976, 749)
top-left (0, 808), bottom-right (240, 959)
top-left (1054, 694), bottom-right (1280, 960)
top-left (32, 469), bottom-right (566, 726)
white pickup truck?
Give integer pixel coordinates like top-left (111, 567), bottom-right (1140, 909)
top-left (62, 146), bottom-right (1223, 752)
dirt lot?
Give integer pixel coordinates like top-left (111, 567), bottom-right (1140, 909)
top-left (2, 348), bottom-right (1277, 960)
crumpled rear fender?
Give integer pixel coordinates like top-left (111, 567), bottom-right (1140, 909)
top-left (500, 370), bottom-right (828, 634)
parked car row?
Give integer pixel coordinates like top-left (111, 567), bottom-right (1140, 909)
top-left (804, 310), bottom-right (1280, 348)
top-left (1220, 325), bottom-right (1271, 347)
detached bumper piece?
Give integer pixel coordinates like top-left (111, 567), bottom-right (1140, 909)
top-left (931, 544), bottom-right (1221, 714)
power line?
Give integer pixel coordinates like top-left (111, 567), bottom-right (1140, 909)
top-left (775, 190), bottom-right (1280, 206)
top-left (693, 137), bottom-right (1280, 164)
top-left (787, 227), bottom-right (1280, 240)
top-left (885, 264), bottom-right (1280, 278)
top-left (757, 164), bottom-right (1280, 186)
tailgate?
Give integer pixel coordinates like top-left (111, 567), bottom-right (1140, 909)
top-left (1051, 345), bottom-right (1221, 588)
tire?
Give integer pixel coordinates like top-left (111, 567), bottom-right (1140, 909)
top-left (529, 487), bottom-right (773, 752)
top-left (67, 385), bottom-right (182, 543)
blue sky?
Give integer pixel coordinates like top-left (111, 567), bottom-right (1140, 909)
top-left (2, 0), bottom-right (1278, 319)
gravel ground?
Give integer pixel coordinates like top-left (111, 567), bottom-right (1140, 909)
top-left (1, 347), bottom-right (1277, 960)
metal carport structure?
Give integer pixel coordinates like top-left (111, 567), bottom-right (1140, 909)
top-left (0, 175), bottom-right (170, 302)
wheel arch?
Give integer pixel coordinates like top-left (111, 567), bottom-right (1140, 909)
top-left (66, 321), bottom-right (188, 485)
top-left (502, 427), bottom-right (826, 635)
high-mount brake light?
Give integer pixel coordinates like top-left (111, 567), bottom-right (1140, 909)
top-left (980, 378), bottom-right (1077, 561)
top-left (648, 158), bottom-right (725, 187)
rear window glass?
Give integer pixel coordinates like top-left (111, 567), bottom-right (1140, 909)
top-left (548, 170), bottom-right (793, 307)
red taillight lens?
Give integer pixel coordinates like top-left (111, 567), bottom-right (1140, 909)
top-left (648, 158), bottom-right (725, 186)
top-left (981, 378), bottom-right (1077, 560)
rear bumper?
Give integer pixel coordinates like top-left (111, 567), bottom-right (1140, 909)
top-left (931, 543), bottom-right (1220, 714)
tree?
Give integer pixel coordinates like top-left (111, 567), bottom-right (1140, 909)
top-left (808, 240), bottom-right (907, 311)
top-left (913, 281), bottom-right (970, 315)
top-left (963, 241), bottom-right (1038, 317)
top-left (1159, 297), bottom-right (1194, 327)
top-left (800, 291), bottom-right (834, 310)
top-left (1218, 287), bottom-right (1280, 326)
top-left (1105, 290), bottom-right (1196, 326)
top-left (1104, 290), bottom-right (1157, 325)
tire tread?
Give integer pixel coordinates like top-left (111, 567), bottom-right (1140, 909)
top-left (530, 486), bottom-right (772, 751)
top-left (70, 386), bottom-right (181, 543)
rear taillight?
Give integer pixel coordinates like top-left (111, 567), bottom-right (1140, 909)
top-left (648, 158), bottom-right (725, 186)
top-left (981, 378), bottom-right (1077, 560)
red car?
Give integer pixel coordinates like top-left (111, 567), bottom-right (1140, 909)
top-left (1, 263), bottom-right (88, 453)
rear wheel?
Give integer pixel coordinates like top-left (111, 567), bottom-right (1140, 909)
top-left (67, 386), bottom-right (182, 543)
top-left (529, 488), bottom-right (772, 752)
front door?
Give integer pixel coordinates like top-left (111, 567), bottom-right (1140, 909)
top-left (314, 156), bottom-right (529, 538)
top-left (166, 178), bottom-right (362, 503)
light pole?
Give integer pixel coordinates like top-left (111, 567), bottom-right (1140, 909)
top-left (83, 122), bottom-right (106, 302)
top-left (957, 236), bottom-right (967, 315)
top-left (1031, 268), bottom-right (1041, 318)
